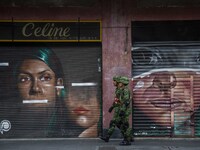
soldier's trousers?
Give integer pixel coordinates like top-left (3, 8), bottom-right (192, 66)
top-left (107, 118), bottom-right (132, 141)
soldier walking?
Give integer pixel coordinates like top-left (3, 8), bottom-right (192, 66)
top-left (101, 76), bottom-right (132, 145)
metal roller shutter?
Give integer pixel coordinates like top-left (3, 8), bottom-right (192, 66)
top-left (0, 44), bottom-right (102, 138)
top-left (132, 45), bottom-right (200, 137)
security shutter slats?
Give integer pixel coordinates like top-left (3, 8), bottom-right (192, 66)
top-left (193, 74), bottom-right (200, 137)
top-left (0, 45), bottom-right (102, 138)
top-left (132, 45), bottom-right (200, 137)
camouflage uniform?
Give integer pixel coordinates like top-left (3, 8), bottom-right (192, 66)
top-left (101, 76), bottom-right (132, 145)
top-left (117, 76), bottom-right (132, 145)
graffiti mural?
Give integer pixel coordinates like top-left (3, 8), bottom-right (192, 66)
top-left (132, 46), bottom-right (200, 137)
top-left (0, 46), bottom-right (101, 138)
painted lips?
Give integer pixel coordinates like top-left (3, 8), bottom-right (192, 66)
top-left (73, 107), bottom-right (89, 115)
top-left (150, 98), bottom-right (185, 110)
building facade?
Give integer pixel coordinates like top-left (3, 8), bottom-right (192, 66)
top-left (0, 0), bottom-right (200, 138)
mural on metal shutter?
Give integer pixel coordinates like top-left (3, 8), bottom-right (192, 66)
top-left (0, 45), bottom-right (102, 138)
top-left (132, 46), bottom-right (200, 137)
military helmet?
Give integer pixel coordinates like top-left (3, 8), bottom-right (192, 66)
top-left (119, 76), bottom-right (129, 85)
top-left (113, 76), bottom-right (121, 82)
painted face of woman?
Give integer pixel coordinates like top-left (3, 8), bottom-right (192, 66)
top-left (66, 86), bottom-right (100, 128)
top-left (17, 59), bottom-right (58, 108)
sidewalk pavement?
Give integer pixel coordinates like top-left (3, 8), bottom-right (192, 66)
top-left (1, 138), bottom-right (200, 150)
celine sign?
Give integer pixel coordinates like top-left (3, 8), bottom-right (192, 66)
top-left (0, 20), bottom-right (101, 42)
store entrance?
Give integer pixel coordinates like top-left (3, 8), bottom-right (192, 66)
top-left (0, 43), bottom-right (102, 138)
top-left (132, 20), bottom-right (200, 138)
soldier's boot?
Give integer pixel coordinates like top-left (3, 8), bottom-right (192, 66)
top-left (101, 121), bottom-right (115, 142)
top-left (119, 138), bottom-right (131, 146)
top-left (128, 135), bottom-right (134, 142)
top-left (130, 137), bottom-right (134, 142)
top-left (100, 135), bottom-right (110, 142)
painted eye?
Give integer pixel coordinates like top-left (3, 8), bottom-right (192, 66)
top-left (40, 74), bottom-right (52, 81)
top-left (18, 76), bottom-right (31, 83)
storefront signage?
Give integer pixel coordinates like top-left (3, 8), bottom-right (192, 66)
top-left (0, 20), bottom-right (101, 42)
top-left (132, 20), bottom-right (200, 42)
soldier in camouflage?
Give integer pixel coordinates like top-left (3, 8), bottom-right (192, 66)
top-left (101, 76), bottom-right (132, 145)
